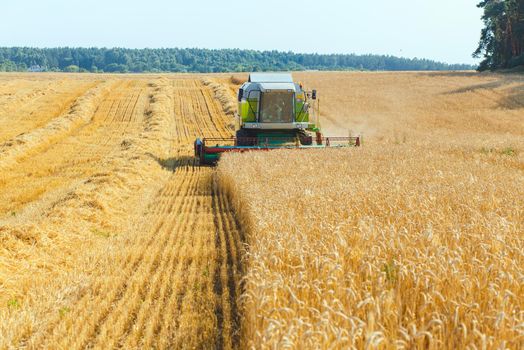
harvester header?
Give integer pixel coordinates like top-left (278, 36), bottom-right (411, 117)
top-left (194, 73), bottom-right (360, 164)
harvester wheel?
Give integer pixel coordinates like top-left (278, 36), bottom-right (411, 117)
top-left (194, 139), bottom-right (202, 157)
top-left (236, 129), bottom-right (257, 146)
top-left (297, 130), bottom-right (313, 145)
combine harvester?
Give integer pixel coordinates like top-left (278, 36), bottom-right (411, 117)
top-left (194, 73), bottom-right (360, 165)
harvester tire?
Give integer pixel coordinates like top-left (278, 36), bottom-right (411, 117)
top-left (236, 129), bottom-right (257, 146)
top-left (298, 130), bottom-right (313, 145)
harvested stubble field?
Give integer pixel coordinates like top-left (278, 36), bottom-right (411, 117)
top-left (0, 74), bottom-right (241, 349)
top-left (0, 71), bottom-right (523, 349)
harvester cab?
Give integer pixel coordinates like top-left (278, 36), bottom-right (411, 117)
top-left (235, 73), bottom-right (317, 146)
top-left (194, 73), bottom-right (360, 165)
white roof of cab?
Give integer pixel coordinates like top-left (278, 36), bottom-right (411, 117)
top-left (249, 73), bottom-right (293, 83)
top-left (259, 82), bottom-right (296, 92)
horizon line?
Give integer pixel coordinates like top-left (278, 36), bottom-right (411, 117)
top-left (0, 46), bottom-right (475, 66)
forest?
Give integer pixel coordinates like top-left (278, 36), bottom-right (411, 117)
top-left (0, 47), bottom-right (473, 73)
top-left (475, 0), bottom-right (524, 70)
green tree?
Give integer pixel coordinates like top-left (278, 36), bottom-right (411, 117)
top-left (0, 47), bottom-right (474, 73)
top-left (475, 0), bottom-right (524, 70)
top-left (63, 65), bottom-right (80, 72)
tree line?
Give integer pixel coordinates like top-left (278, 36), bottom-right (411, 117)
top-left (475, 0), bottom-right (524, 70)
top-left (0, 47), bottom-right (473, 73)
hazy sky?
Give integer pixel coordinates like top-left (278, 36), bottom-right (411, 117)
top-left (0, 0), bottom-right (483, 64)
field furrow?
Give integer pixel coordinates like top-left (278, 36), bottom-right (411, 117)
top-left (0, 79), bottom-right (99, 143)
top-left (0, 80), bottom-right (150, 216)
top-left (32, 163), bottom-right (194, 348)
top-left (1, 76), bottom-right (243, 349)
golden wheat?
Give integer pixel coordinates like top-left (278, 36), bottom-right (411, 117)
top-left (0, 71), bottom-right (523, 349)
top-left (0, 78), bottom-right (98, 144)
top-left (0, 75), bottom-right (240, 349)
top-left (219, 145), bottom-right (523, 349)
top-left (216, 71), bottom-right (524, 349)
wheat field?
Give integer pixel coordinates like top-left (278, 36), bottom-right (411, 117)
top-left (219, 72), bottom-right (524, 349)
top-left (0, 74), bottom-right (241, 349)
top-left (0, 71), bottom-right (522, 349)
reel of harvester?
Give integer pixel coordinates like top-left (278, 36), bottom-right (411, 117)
top-left (194, 134), bottom-right (360, 165)
top-left (194, 72), bottom-right (360, 165)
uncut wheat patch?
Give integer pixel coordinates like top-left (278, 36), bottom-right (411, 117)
top-left (218, 145), bottom-right (524, 349)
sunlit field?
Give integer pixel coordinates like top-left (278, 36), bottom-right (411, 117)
top-left (219, 71), bottom-right (524, 348)
top-left (0, 71), bottom-right (522, 349)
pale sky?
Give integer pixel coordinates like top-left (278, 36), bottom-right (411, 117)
top-left (0, 0), bottom-right (483, 64)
